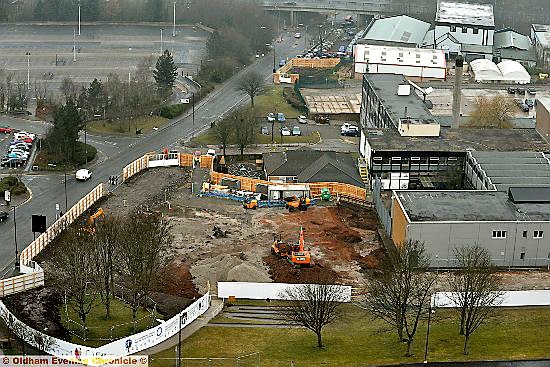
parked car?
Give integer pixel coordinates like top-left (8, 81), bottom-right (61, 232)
top-left (525, 99), bottom-right (535, 107)
top-left (507, 87), bottom-right (516, 94)
top-left (294, 32), bottom-right (301, 38)
top-left (266, 113), bottom-right (276, 122)
top-left (520, 102), bottom-right (529, 112)
top-left (75, 168), bottom-right (92, 181)
top-left (515, 87), bottom-right (525, 95)
top-left (341, 123), bottom-right (360, 136)
top-left (281, 126), bottom-right (291, 136)
top-left (261, 126), bottom-right (269, 135)
top-left (0, 127), bottom-right (13, 134)
top-left (279, 59), bottom-right (286, 67)
top-left (206, 149), bottom-right (216, 157)
top-left (9, 149), bottom-right (29, 158)
top-left (7, 151), bottom-right (28, 160)
top-left (298, 115), bottom-right (307, 124)
top-left (277, 113), bottom-right (286, 123)
top-left (14, 132), bottom-right (35, 140)
top-left (528, 87), bottom-right (537, 95)
top-left (0, 211), bottom-right (8, 222)
top-left (1, 157), bottom-right (23, 168)
top-left (292, 126), bottom-right (301, 136)
top-left (10, 143), bottom-right (30, 151)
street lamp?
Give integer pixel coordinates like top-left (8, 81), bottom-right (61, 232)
top-left (160, 28), bottom-right (163, 55)
top-left (79, 108), bottom-right (88, 166)
top-left (78, 1), bottom-right (81, 36)
top-left (25, 52), bottom-right (30, 90)
top-left (128, 48), bottom-right (133, 84)
top-left (173, 2), bottom-right (176, 37)
top-left (13, 206), bottom-right (19, 272)
top-left (73, 28), bottom-right (77, 62)
top-left (423, 301), bottom-right (434, 364)
top-left (191, 92), bottom-right (195, 138)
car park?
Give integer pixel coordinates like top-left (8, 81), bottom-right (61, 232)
top-left (507, 87), bottom-right (516, 94)
top-left (277, 113), bottom-right (286, 123)
top-left (298, 115), bottom-right (307, 124)
top-left (525, 99), bottom-right (534, 107)
top-left (0, 211), bottom-right (8, 222)
top-left (528, 87), bottom-right (537, 95)
top-left (261, 126), bottom-right (269, 135)
top-left (1, 157), bottom-right (23, 168)
top-left (292, 126), bottom-right (301, 136)
top-left (266, 113), bottom-right (276, 122)
top-left (520, 102), bottom-right (529, 112)
top-left (75, 168), bottom-right (92, 181)
top-left (281, 126), bottom-right (291, 136)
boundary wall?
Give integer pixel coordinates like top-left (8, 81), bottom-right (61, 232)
top-left (434, 290), bottom-right (550, 308)
top-left (218, 282), bottom-right (352, 302)
top-left (273, 57), bottom-right (341, 84)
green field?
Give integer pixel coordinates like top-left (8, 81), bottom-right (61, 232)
top-left (151, 303), bottom-right (550, 367)
top-left (62, 297), bottom-right (161, 348)
top-left (87, 116), bottom-right (168, 135)
top-left (190, 128), bottom-right (320, 147)
top-left (254, 87), bottom-right (303, 118)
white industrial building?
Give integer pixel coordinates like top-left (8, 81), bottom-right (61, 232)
top-left (531, 24), bottom-right (550, 67)
top-left (469, 59), bottom-right (530, 84)
top-left (361, 15), bottom-right (431, 48)
top-left (354, 44), bottom-right (446, 81)
top-left (432, 1), bottom-right (494, 60)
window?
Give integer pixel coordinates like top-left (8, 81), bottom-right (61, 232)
top-left (399, 52), bottom-right (403, 57)
top-left (492, 230), bottom-right (507, 239)
top-left (462, 27), bottom-right (468, 33)
top-left (411, 157), bottom-right (420, 161)
top-left (391, 157), bottom-right (401, 161)
top-left (381, 51), bottom-right (386, 56)
top-left (450, 25), bottom-right (456, 32)
top-left (523, 230), bottom-right (528, 238)
top-left (520, 251), bottom-right (526, 260)
top-left (473, 28), bottom-right (479, 34)
top-left (534, 230), bottom-right (544, 239)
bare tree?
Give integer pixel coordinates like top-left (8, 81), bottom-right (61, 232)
top-left (366, 240), bottom-right (436, 356)
top-left (50, 228), bottom-right (98, 338)
top-left (467, 95), bottom-right (516, 129)
top-left (233, 107), bottom-right (256, 156)
top-left (60, 77), bottom-right (78, 103)
top-left (279, 283), bottom-right (347, 348)
top-left (119, 213), bottom-right (172, 330)
top-left (214, 115), bottom-right (234, 156)
top-left (448, 245), bottom-right (504, 355)
top-left (237, 71), bottom-right (264, 107)
top-left (32, 330), bottom-right (58, 353)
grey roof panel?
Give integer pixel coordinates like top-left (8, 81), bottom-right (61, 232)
top-left (509, 187), bottom-right (550, 203)
top-left (364, 15), bottom-right (431, 46)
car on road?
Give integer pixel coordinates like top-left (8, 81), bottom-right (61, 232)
top-left (75, 168), bottom-right (92, 181)
top-left (528, 87), bottom-right (537, 95)
top-left (281, 126), bottom-right (291, 136)
top-left (266, 113), bottom-right (276, 122)
top-left (206, 149), bottom-right (216, 157)
top-left (294, 32), bottom-right (301, 38)
top-left (341, 123), bottom-right (360, 136)
top-left (298, 115), bottom-right (307, 124)
top-left (0, 211), bottom-right (8, 222)
top-left (9, 143), bottom-right (30, 151)
top-left (279, 59), bottom-right (286, 67)
top-left (261, 126), bottom-right (269, 135)
top-left (525, 99), bottom-right (535, 107)
top-left (277, 113), bottom-right (286, 123)
top-left (507, 87), bottom-right (516, 94)
top-left (8, 149), bottom-right (29, 159)
top-left (1, 157), bottom-right (23, 168)
top-left (0, 127), bottom-right (13, 134)
top-left (292, 126), bottom-right (301, 136)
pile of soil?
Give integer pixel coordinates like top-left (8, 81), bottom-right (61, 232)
top-left (263, 256), bottom-right (340, 284)
top-left (153, 262), bottom-right (200, 299)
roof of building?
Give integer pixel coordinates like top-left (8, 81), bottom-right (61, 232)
top-left (494, 29), bottom-right (531, 51)
top-left (435, 1), bottom-right (494, 28)
top-left (460, 43), bottom-right (493, 55)
top-left (354, 44), bottom-right (446, 69)
top-left (509, 187), bottom-right (550, 203)
top-left (395, 190), bottom-right (550, 222)
top-left (364, 74), bottom-right (438, 126)
top-left (363, 15), bottom-right (431, 46)
top-left (468, 151), bottom-right (550, 192)
top-left (469, 59), bottom-right (530, 83)
top-left (365, 127), bottom-right (550, 153)
top-left (263, 149), bottom-right (363, 187)
top-left (532, 24), bottom-right (550, 49)
top-left (496, 48), bottom-right (537, 63)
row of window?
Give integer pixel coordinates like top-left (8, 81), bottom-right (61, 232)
top-left (449, 25), bottom-right (480, 34)
top-left (492, 230), bottom-right (544, 239)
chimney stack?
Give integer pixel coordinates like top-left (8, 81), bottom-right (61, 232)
top-left (452, 55), bottom-right (464, 129)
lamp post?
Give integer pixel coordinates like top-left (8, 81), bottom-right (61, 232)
top-left (177, 313), bottom-right (183, 367)
top-left (13, 206), bottom-right (19, 272)
top-left (423, 301), bottom-right (433, 364)
top-left (191, 92), bottom-right (195, 138)
top-left (73, 28), bottom-right (77, 62)
top-left (160, 28), bottom-right (163, 55)
top-left (78, 1), bottom-right (81, 36)
top-left (25, 52), bottom-right (30, 90)
top-left (173, 2), bottom-right (176, 37)
top-left (128, 47), bottom-right (133, 84)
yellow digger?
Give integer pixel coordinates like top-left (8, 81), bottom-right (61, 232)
top-left (285, 196), bottom-right (312, 212)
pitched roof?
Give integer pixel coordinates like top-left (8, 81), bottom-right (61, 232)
top-left (364, 15), bottom-right (431, 46)
top-left (494, 29), bottom-right (531, 51)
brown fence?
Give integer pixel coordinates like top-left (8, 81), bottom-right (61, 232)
top-left (210, 172), bottom-right (366, 201)
top-left (122, 154), bottom-right (150, 182)
top-left (273, 57), bottom-right (341, 84)
top-left (0, 272), bottom-right (45, 298)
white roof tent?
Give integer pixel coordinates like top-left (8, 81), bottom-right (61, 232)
top-left (470, 59), bottom-right (530, 84)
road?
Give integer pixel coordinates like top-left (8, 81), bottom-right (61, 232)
top-left (0, 33), bottom-right (300, 276)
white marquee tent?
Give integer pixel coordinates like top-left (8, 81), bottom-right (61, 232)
top-left (470, 59), bottom-right (530, 84)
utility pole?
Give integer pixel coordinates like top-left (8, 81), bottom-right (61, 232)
top-left (25, 52), bottom-right (30, 90)
top-left (14, 206), bottom-right (19, 272)
top-left (177, 314), bottom-right (182, 367)
top-left (173, 2), bottom-right (176, 37)
top-left (64, 169), bottom-right (68, 212)
top-left (78, 1), bottom-right (81, 36)
top-left (73, 28), bottom-right (77, 62)
top-left (192, 92), bottom-right (195, 138)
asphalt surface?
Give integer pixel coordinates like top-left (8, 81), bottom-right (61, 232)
top-left (0, 33), bottom-right (300, 276)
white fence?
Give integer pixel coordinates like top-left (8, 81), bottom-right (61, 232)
top-left (433, 290), bottom-right (550, 308)
top-left (0, 293), bottom-right (210, 365)
top-left (218, 282), bottom-right (352, 302)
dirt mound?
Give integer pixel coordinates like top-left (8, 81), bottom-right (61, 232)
top-left (263, 256), bottom-right (340, 284)
top-left (154, 262), bottom-right (200, 299)
top-left (227, 263), bottom-right (272, 283)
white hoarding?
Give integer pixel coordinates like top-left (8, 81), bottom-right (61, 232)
top-left (218, 282), bottom-right (352, 302)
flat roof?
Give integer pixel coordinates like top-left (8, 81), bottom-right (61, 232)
top-left (435, 1), bottom-right (494, 28)
top-left (364, 15), bottom-right (431, 46)
top-left (396, 190), bottom-right (550, 222)
top-left (469, 151), bottom-right (550, 192)
top-left (301, 86), bottom-right (362, 115)
top-left (364, 73), bottom-right (437, 126)
top-left (366, 127), bottom-right (550, 153)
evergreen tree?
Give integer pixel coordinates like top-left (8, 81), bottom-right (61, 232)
top-left (153, 50), bottom-right (177, 93)
top-left (46, 101), bottom-right (83, 162)
top-left (87, 78), bottom-right (105, 114)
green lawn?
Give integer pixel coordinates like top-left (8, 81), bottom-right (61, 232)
top-left (151, 304), bottom-right (550, 367)
top-left (254, 87), bottom-right (303, 119)
top-left (190, 128), bottom-right (320, 146)
top-left (87, 116), bottom-right (168, 135)
top-left (62, 297), bottom-right (161, 347)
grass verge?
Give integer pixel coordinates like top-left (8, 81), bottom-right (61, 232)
top-left (87, 116), bottom-right (168, 135)
top-left (190, 128), bottom-right (320, 147)
top-left (151, 304), bottom-right (550, 367)
top-left (61, 297), bottom-right (161, 348)
top-left (254, 87), bottom-right (303, 119)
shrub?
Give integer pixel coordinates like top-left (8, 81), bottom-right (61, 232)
top-left (0, 176), bottom-right (27, 196)
top-left (283, 87), bottom-right (306, 110)
top-left (159, 103), bottom-right (188, 119)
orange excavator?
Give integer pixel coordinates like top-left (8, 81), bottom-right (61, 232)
top-left (271, 227), bottom-right (313, 268)
top-left (83, 208), bottom-right (105, 233)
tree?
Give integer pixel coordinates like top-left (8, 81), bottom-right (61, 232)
top-left (448, 245), bottom-right (504, 355)
top-left (215, 115), bottom-right (234, 156)
top-left (366, 240), bottom-right (436, 356)
top-left (233, 107), bottom-right (256, 156)
top-left (87, 78), bottom-right (106, 115)
top-left (50, 229), bottom-right (98, 339)
top-left (467, 95), bottom-right (516, 129)
top-left (279, 283), bottom-right (347, 348)
top-left (237, 71), bottom-right (264, 107)
top-left (60, 77), bottom-right (78, 103)
top-left (119, 213), bottom-right (172, 330)
top-left (153, 49), bottom-right (177, 94)
top-left (46, 101), bottom-right (83, 162)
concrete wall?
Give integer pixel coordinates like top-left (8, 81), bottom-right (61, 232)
top-left (406, 221), bottom-right (550, 268)
top-left (536, 99), bottom-right (550, 143)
